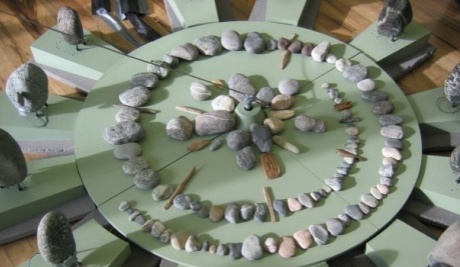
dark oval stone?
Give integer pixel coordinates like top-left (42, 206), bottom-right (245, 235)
top-left (361, 90), bottom-right (389, 102)
top-left (236, 146), bottom-right (257, 170)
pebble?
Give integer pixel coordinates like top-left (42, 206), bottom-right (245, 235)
top-left (270, 94), bottom-right (294, 110)
top-left (251, 124), bottom-right (273, 153)
top-left (293, 230), bottom-right (313, 249)
top-left (185, 235), bottom-right (201, 252)
top-left (344, 204), bottom-right (364, 220)
top-left (338, 213), bottom-right (351, 226)
top-left (240, 204), bottom-right (256, 220)
top-left (361, 194), bottom-right (378, 208)
top-left (327, 88), bottom-right (339, 99)
top-left (323, 185), bottom-right (333, 193)
top-left (221, 30), bottom-right (243, 51)
top-left (201, 241), bottom-right (209, 252)
top-left (381, 125), bottom-right (404, 139)
top-left (190, 82), bottom-right (211, 101)
top-left (326, 54), bottom-right (338, 64)
top-left (56, 6), bottom-right (84, 46)
top-left (377, 184), bottom-right (390, 195)
top-left (254, 203), bottom-right (267, 222)
top-left (326, 218), bottom-right (344, 236)
top-left (134, 168), bottom-right (160, 190)
top-left (226, 130), bottom-right (251, 150)
top-left (209, 244), bottom-right (217, 254)
top-left (359, 202), bottom-right (371, 214)
top-left (103, 121), bottom-right (145, 145)
top-left (297, 193), bottom-right (314, 208)
top-left (310, 191), bottom-right (322, 201)
top-left (216, 243), bottom-right (229, 256)
top-left (288, 40), bottom-right (303, 53)
top-left (160, 229), bottom-right (173, 243)
top-left (118, 86), bottom-right (151, 107)
top-left (450, 145), bottom-right (460, 174)
top-left (263, 117), bottom-right (284, 134)
top-left (379, 163), bottom-right (395, 177)
top-left (146, 61), bottom-right (170, 79)
top-left (278, 236), bottom-right (296, 258)
top-left (380, 176), bottom-right (393, 186)
top-left (163, 54), bottom-right (179, 68)
top-left (335, 58), bottom-right (352, 72)
top-left (122, 157), bottom-right (149, 175)
top-left (211, 95), bottom-right (235, 112)
top-left (343, 64), bottom-right (368, 83)
top-left (372, 101), bottom-right (394, 115)
top-left (194, 35), bottom-right (222, 56)
top-left (361, 90), bottom-right (388, 102)
top-left (209, 139), bottom-right (223, 151)
top-left (115, 107), bottom-right (140, 122)
top-left (278, 79), bottom-right (300, 95)
top-left (209, 205), bottom-right (224, 222)
top-left (287, 197), bottom-right (302, 212)
top-left (190, 201), bottom-right (202, 212)
top-left (113, 143), bottom-right (142, 160)
top-left (345, 125), bottom-right (359, 136)
top-left (256, 87), bottom-right (276, 103)
top-left (313, 119), bottom-right (327, 133)
top-left (309, 224), bottom-right (329, 245)
top-left (265, 39), bottom-right (278, 50)
top-left (118, 201), bottom-right (129, 212)
top-left (294, 115), bottom-right (317, 132)
top-left (273, 199), bottom-right (288, 217)
top-left (128, 211), bottom-right (140, 222)
top-left (444, 63), bottom-right (460, 105)
top-left (382, 146), bottom-right (402, 161)
top-left (244, 32), bottom-right (265, 54)
top-left (151, 184), bottom-right (174, 201)
top-left (377, 0), bottom-right (412, 39)
top-left (301, 43), bottom-right (314, 56)
top-left (336, 167), bottom-right (348, 176)
top-left (130, 72), bottom-right (159, 88)
top-left (195, 110), bottom-right (236, 136)
top-left (142, 219), bottom-right (154, 232)
top-left (224, 202), bottom-right (240, 223)
top-left (134, 215), bottom-right (146, 225)
top-left (166, 116), bottom-right (194, 141)
top-left (170, 231), bottom-right (189, 250)
top-left (263, 237), bottom-right (278, 254)
top-left (379, 114), bottom-right (403, 126)
top-left (228, 73), bottom-right (256, 103)
top-left (150, 221), bottom-right (166, 238)
top-left (277, 37), bottom-right (290, 50)
top-left (428, 220), bottom-right (460, 267)
top-left (324, 177), bottom-right (343, 192)
top-left (173, 194), bottom-right (192, 210)
top-left (170, 43), bottom-right (199, 61)
top-left (236, 146), bottom-right (257, 170)
top-left (241, 234), bottom-right (263, 260)
top-left (311, 41), bottom-right (331, 62)
top-left (370, 187), bottom-right (383, 200)
top-left (228, 243), bottom-right (243, 259)
top-left (357, 78), bottom-right (376, 91)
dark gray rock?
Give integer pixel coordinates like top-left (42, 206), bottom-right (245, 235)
top-left (254, 203), bottom-right (267, 222)
top-left (166, 116), bottom-right (194, 141)
top-left (224, 202), bottom-right (240, 223)
top-left (251, 124), bottom-right (272, 153)
top-left (221, 30), bottom-right (243, 51)
top-left (361, 90), bottom-right (388, 102)
top-left (57, 6), bottom-right (84, 46)
top-left (273, 199), bottom-right (288, 217)
top-left (372, 101), bottom-right (394, 115)
top-left (226, 130), bottom-right (251, 150)
top-left (134, 168), bottom-right (160, 190)
top-left (377, 0), bottom-right (413, 39)
top-left (236, 146), bottom-right (257, 170)
top-left (194, 35), bottom-right (222, 56)
top-left (195, 111), bottom-right (236, 136)
top-left (241, 234), bottom-right (263, 260)
top-left (445, 63), bottom-right (460, 106)
top-left (103, 121), bottom-right (145, 145)
top-left (244, 32), bottom-right (265, 54)
top-left (240, 204), bottom-right (256, 220)
top-left (379, 114), bottom-right (403, 126)
top-left (228, 242), bottom-right (243, 260)
top-left (309, 224), bottom-right (329, 245)
top-left (343, 64), bottom-right (368, 83)
top-left (344, 204), bottom-right (364, 220)
top-left (130, 72), bottom-right (159, 88)
top-left (228, 73), bottom-right (256, 103)
top-left (265, 39), bottom-right (277, 51)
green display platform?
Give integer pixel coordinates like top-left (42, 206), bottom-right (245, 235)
top-left (74, 21), bottom-right (422, 267)
top-left (166, 0), bottom-right (219, 29)
top-left (350, 21), bottom-right (431, 68)
top-left (413, 155), bottom-right (460, 215)
top-left (30, 28), bottom-right (123, 81)
top-left (365, 219), bottom-right (435, 267)
top-left (0, 92), bottom-right (82, 141)
top-left (21, 219), bottom-right (131, 267)
top-left (265, 0), bottom-right (309, 26)
top-left (0, 155), bottom-right (85, 230)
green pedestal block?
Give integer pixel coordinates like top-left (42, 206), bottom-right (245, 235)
top-left (166, 0), bottom-right (219, 28)
top-left (350, 21), bottom-right (431, 68)
top-left (21, 219), bottom-right (131, 267)
top-left (0, 92), bottom-right (82, 142)
top-left (365, 219), bottom-right (435, 267)
top-left (0, 155), bottom-right (85, 230)
top-left (30, 28), bottom-right (123, 81)
top-left (413, 155), bottom-right (460, 215)
top-left (265, 0), bottom-right (309, 26)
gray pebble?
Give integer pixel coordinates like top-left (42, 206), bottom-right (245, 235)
top-left (228, 73), bottom-right (256, 103)
top-left (130, 72), bottom-right (159, 88)
top-left (189, 200), bottom-right (202, 211)
top-left (294, 115), bottom-right (316, 132)
top-left (301, 43), bottom-right (314, 56)
top-left (241, 234), bottom-right (263, 260)
top-left (288, 40), bottom-right (303, 53)
top-left (226, 130), bottom-right (251, 150)
top-left (251, 124), bottom-right (273, 153)
top-left (103, 121), bottom-right (145, 145)
top-left (160, 229), bottom-right (173, 243)
top-left (311, 41), bottom-right (331, 62)
top-left (224, 202), bottom-right (240, 223)
top-left (450, 145), bottom-right (460, 175)
top-left (382, 146), bottom-right (402, 160)
top-left (370, 187), bottom-right (383, 200)
top-left (236, 146), bottom-right (257, 170)
top-left (56, 6), bottom-right (84, 46)
top-left (324, 177), bottom-right (343, 192)
top-left (309, 224), bottom-right (329, 245)
top-left (240, 204), bottom-right (256, 220)
top-left (197, 205), bottom-right (210, 218)
top-left (170, 43), bottom-right (199, 61)
top-left (244, 32), bottom-right (265, 54)
top-left (194, 35), bottom-right (222, 56)
top-left (344, 204), bottom-right (364, 220)
top-left (134, 168), bottom-right (160, 190)
top-left (146, 61), bottom-right (170, 79)
top-left (444, 63), bottom-right (460, 105)
top-left (115, 107), bottom-right (140, 123)
top-left (195, 110), bottom-right (236, 136)
top-left (134, 214), bottom-right (146, 225)
top-left (173, 194), bottom-right (192, 210)
top-left (273, 199), bottom-right (288, 217)
top-left (254, 203), bottom-right (267, 222)
top-left (0, 130), bottom-right (27, 189)
top-left (338, 213), bottom-right (351, 226)
top-left (312, 119), bottom-right (326, 133)
top-left (201, 240), bottom-right (209, 252)
top-left (379, 114), bottom-right (403, 126)
top-left (372, 101), bottom-right (394, 115)
top-left (361, 90), bottom-right (388, 102)
top-left (151, 184), bottom-right (174, 201)
top-left (361, 194), bottom-right (378, 208)
top-left (209, 139), bottom-right (223, 151)
top-left (119, 86), bottom-right (151, 107)
top-left (228, 243), bottom-right (243, 260)
top-left (380, 176), bottom-right (393, 186)
top-left (190, 82), bottom-right (211, 101)
top-left (118, 201), bottom-right (129, 212)
top-left (122, 157), bottom-right (149, 175)
top-left (385, 138), bottom-right (403, 149)
top-left (216, 243), bottom-right (228, 256)
top-left (297, 193), bottom-right (314, 208)
top-left (343, 64), bottom-right (368, 83)
top-left (278, 79), bottom-right (300, 95)
top-left (166, 116), bottom-right (194, 141)
top-left (379, 164), bottom-right (395, 177)
top-left (265, 39), bottom-right (278, 50)
top-left (359, 202), bottom-right (371, 214)
top-left (256, 87), bottom-right (276, 103)
top-left (310, 191), bottom-right (322, 201)
top-left (357, 78), bottom-right (376, 91)
top-left (221, 30), bottom-right (242, 51)
top-left (326, 218), bottom-right (344, 236)
top-left (163, 54), bottom-right (179, 68)
top-left (380, 125), bottom-right (404, 139)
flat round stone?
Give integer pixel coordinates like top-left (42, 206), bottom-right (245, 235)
top-left (170, 231), bottom-right (189, 250)
top-left (382, 146), bottom-right (402, 160)
top-left (361, 193), bottom-right (378, 208)
top-left (244, 32), bottom-right (265, 54)
top-left (385, 138), bottom-right (404, 149)
top-left (119, 86), bottom-right (151, 107)
top-left (372, 101), bottom-right (394, 115)
top-left (134, 168), bottom-right (160, 190)
top-left (344, 204), bottom-right (364, 220)
top-left (130, 72), bottom-right (159, 88)
top-left (294, 115), bottom-right (317, 132)
top-left (377, 184), bottom-right (390, 194)
top-left (326, 218), bottom-right (344, 236)
top-left (103, 121), bottom-right (145, 145)
top-left (240, 204), bottom-right (256, 220)
top-left (357, 78), bottom-right (376, 91)
top-left (236, 146), bottom-right (257, 170)
top-left (380, 125), bottom-right (404, 139)
top-left (185, 235), bottom-right (201, 252)
top-left (288, 40), bottom-right (303, 53)
top-left (343, 64), bottom-right (368, 83)
top-left (115, 107), bottom-right (140, 122)
top-left (287, 197), bottom-right (302, 212)
top-left (370, 187), bottom-right (383, 200)
top-left (228, 73), bottom-right (256, 103)
top-left (113, 142), bottom-right (142, 159)
top-left (151, 221), bottom-right (166, 237)
top-left (278, 79), bottom-right (300, 95)
top-left (221, 30), bottom-right (242, 51)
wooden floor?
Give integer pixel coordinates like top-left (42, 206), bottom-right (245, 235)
top-left (0, 0), bottom-right (458, 266)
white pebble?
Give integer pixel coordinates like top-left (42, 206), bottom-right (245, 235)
top-left (326, 54), bottom-right (338, 64)
top-left (335, 58), bottom-right (352, 72)
top-left (357, 78), bottom-right (376, 91)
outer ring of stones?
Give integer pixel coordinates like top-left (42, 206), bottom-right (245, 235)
top-left (109, 29), bottom-right (403, 260)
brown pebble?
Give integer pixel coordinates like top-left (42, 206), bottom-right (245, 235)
top-left (278, 236), bottom-right (296, 258)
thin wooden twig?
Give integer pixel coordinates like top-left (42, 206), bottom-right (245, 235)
top-left (113, 104), bottom-right (160, 114)
top-left (262, 186), bottom-right (277, 223)
top-left (175, 106), bottom-right (205, 115)
top-left (164, 166), bottom-right (197, 210)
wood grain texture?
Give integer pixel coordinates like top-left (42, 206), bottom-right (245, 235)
top-left (0, 0), bottom-right (458, 265)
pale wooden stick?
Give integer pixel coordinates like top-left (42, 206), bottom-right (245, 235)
top-left (262, 186), bottom-right (277, 223)
top-left (164, 166), bottom-right (196, 210)
top-left (175, 106), bottom-right (205, 115)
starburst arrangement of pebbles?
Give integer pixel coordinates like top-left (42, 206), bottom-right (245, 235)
top-left (103, 29), bottom-right (405, 261)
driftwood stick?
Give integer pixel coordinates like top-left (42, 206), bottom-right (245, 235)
top-left (262, 186), bottom-right (277, 223)
top-left (164, 166), bottom-right (197, 210)
top-left (175, 106), bottom-right (205, 115)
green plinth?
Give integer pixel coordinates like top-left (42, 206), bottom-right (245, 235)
top-left (265, 0), bottom-right (308, 26)
top-left (21, 219), bottom-right (131, 267)
top-left (350, 21), bottom-right (431, 67)
top-left (0, 155), bottom-right (85, 230)
top-left (30, 28), bottom-right (123, 81)
top-left (365, 219), bottom-right (435, 267)
top-left (167, 0), bottom-right (219, 28)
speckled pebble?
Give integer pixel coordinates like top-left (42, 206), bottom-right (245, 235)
top-left (194, 35), bottom-right (222, 56)
top-left (211, 95), bottom-right (235, 112)
top-left (221, 30), bottom-right (243, 51)
top-left (294, 115), bottom-right (317, 132)
top-left (278, 79), bottom-right (300, 95)
top-left (150, 221), bottom-right (166, 238)
top-left (227, 130), bottom-right (251, 150)
top-left (379, 164), bottom-right (395, 178)
top-left (242, 235), bottom-right (263, 260)
top-left (278, 236), bottom-right (296, 258)
top-left (173, 194), bottom-right (192, 210)
top-left (103, 121), bottom-right (145, 145)
top-left (236, 146), bottom-right (257, 170)
top-left (382, 146), bottom-right (402, 161)
top-left (122, 157), bottom-right (149, 175)
top-left (228, 243), bottom-right (243, 259)
top-left (372, 101), bottom-right (394, 115)
top-left (240, 204), bottom-right (256, 220)
top-left (130, 72), bottom-right (159, 88)
top-left (151, 184), bottom-right (174, 201)
top-left (244, 32), bottom-right (265, 54)
top-left (293, 230), bottom-right (313, 249)
top-left (335, 58), bottom-right (352, 72)
top-left (379, 114), bottom-right (403, 126)
top-left (381, 125), bottom-right (404, 139)
top-left (343, 64), bottom-right (368, 83)
top-left (265, 39), bottom-right (278, 51)
top-left (170, 43), bottom-right (198, 61)
top-left (338, 213), bottom-right (351, 226)
top-left (361, 90), bottom-right (388, 102)
top-left (118, 86), bottom-right (151, 107)
top-left (189, 201), bottom-right (202, 211)
top-left (324, 177), bottom-right (343, 192)
top-left (263, 237), bottom-right (278, 254)
top-left (128, 210), bottom-right (140, 222)
top-left (344, 204), bottom-right (364, 220)
top-left (115, 107), bottom-right (140, 122)
top-left (256, 87), bottom-right (276, 104)
top-left (273, 199), bottom-right (288, 217)
top-left (160, 229), bottom-right (173, 243)
top-left (113, 143), bottom-right (142, 159)
top-left (134, 168), bottom-right (160, 190)
top-left (309, 224), bottom-right (329, 245)
top-left (166, 116), bottom-right (194, 141)
top-left (380, 176), bottom-right (393, 186)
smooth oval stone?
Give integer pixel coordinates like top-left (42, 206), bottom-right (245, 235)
top-left (194, 35), bottom-right (222, 56)
top-left (118, 201), bottom-right (129, 212)
top-left (381, 125), bottom-right (404, 139)
top-left (134, 168), bottom-right (160, 190)
top-left (379, 114), bottom-right (403, 126)
top-left (0, 129), bottom-right (27, 188)
top-left (278, 79), bottom-right (300, 95)
top-left (166, 116), bottom-right (194, 141)
top-left (265, 39), bottom-right (278, 50)
top-left (287, 198), bottom-right (302, 212)
top-left (343, 64), bottom-right (368, 82)
top-left (444, 63), bottom-right (460, 105)
top-left (244, 32), bottom-right (265, 54)
top-left (227, 130), bottom-right (251, 150)
top-left (122, 157), bottom-right (149, 175)
top-left (313, 120), bottom-right (326, 133)
top-left (326, 54), bottom-right (338, 64)
top-left (294, 115), bottom-right (317, 132)
top-left (288, 40), bottom-right (303, 53)
top-left (5, 63), bottom-right (48, 116)
top-left (256, 87), bottom-right (276, 104)
top-left (254, 203), bottom-right (267, 222)
top-left (216, 243), bottom-right (229, 256)
top-left (372, 101), bottom-right (394, 115)
top-left (379, 164), bottom-right (395, 177)
top-left (377, 184), bottom-right (390, 194)
top-left (324, 177), bottom-right (343, 192)
top-left (236, 146), bottom-right (256, 170)
top-left (209, 205), bottom-right (224, 222)
top-left (361, 90), bottom-right (388, 102)
top-left (224, 202), bottom-right (240, 223)
top-left (271, 94), bottom-right (294, 110)
top-left (163, 54), bottom-right (179, 68)
top-left (361, 193), bottom-right (378, 208)
top-left (251, 124), bottom-right (273, 153)
top-left (189, 200), bottom-right (202, 211)
top-left (170, 231), bottom-right (189, 250)
top-left (37, 211), bottom-right (77, 266)
top-left (146, 61), bottom-right (170, 78)
top-left (293, 230), bottom-right (313, 249)
top-left (118, 86), bottom-right (151, 107)
top-left (228, 242), bottom-right (243, 259)
top-left (278, 236), bottom-right (296, 258)
top-left (311, 41), bottom-right (331, 62)
top-left (301, 43), bottom-right (314, 56)
top-left (115, 107), bottom-right (140, 122)
top-left (335, 58), bottom-right (352, 72)
top-left (240, 204), bottom-right (256, 220)
top-left (344, 204), bottom-right (364, 220)
top-left (263, 237), bottom-right (278, 254)
top-left (382, 146), bottom-right (402, 160)
top-left (221, 30), bottom-right (243, 50)
top-left (385, 138), bottom-right (403, 149)
top-left (359, 202), bottom-right (371, 214)
top-left (209, 139), bottom-right (223, 151)
top-left (370, 187), bottom-right (383, 200)
top-left (326, 218), bottom-right (344, 236)
top-left (170, 43), bottom-right (198, 61)
top-left (357, 78), bottom-right (376, 91)
top-left (173, 194), bottom-right (192, 210)
top-left (228, 73), bottom-right (256, 103)
top-left (190, 82), bottom-right (211, 101)
top-left (242, 234), bottom-right (263, 260)
top-left (450, 145), bottom-right (460, 174)
top-left (297, 193), bottom-right (314, 208)
top-left (273, 199), bottom-right (288, 217)
top-left (160, 229), bottom-right (173, 243)
top-left (185, 235), bottom-right (201, 252)
top-left (309, 224), bottom-right (329, 245)
top-left (197, 205), bottom-right (210, 218)
top-left (195, 110), bottom-right (236, 136)
top-left (338, 213), bottom-right (351, 226)
top-left (130, 72), bottom-right (159, 88)
top-left (211, 95), bottom-right (235, 112)
top-left (151, 184), bottom-right (174, 201)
